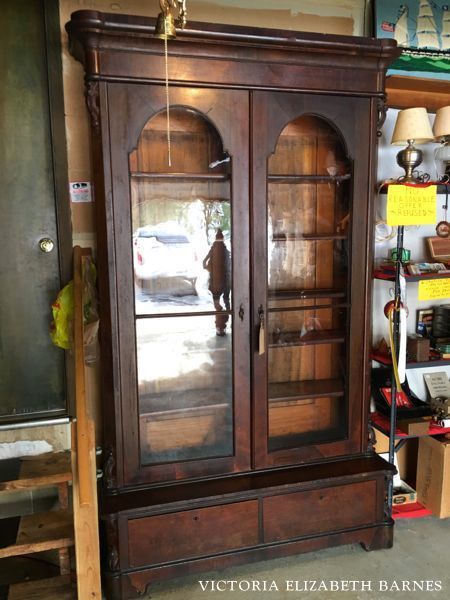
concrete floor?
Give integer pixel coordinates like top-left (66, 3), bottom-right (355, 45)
top-left (143, 517), bottom-right (449, 600)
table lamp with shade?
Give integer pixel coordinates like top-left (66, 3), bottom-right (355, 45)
top-left (391, 107), bottom-right (434, 183)
top-left (433, 106), bottom-right (450, 180)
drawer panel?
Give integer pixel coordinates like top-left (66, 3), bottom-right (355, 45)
top-left (263, 480), bottom-right (377, 543)
top-left (128, 500), bottom-right (259, 567)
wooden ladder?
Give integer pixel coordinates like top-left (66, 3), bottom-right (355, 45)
top-left (0, 247), bottom-right (101, 599)
top-left (0, 451), bottom-right (76, 598)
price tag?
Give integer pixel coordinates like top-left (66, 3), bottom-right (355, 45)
top-left (418, 278), bottom-right (450, 301)
top-left (386, 184), bottom-right (437, 226)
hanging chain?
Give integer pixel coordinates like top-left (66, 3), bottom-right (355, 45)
top-left (164, 18), bottom-right (172, 168)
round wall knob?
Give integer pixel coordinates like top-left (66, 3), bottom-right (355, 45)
top-left (39, 237), bottom-right (55, 253)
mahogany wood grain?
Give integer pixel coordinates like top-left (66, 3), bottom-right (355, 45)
top-left (128, 501), bottom-right (259, 567)
top-left (66, 13), bottom-right (400, 597)
top-left (263, 481), bottom-right (377, 542)
top-left (120, 524), bottom-right (393, 599)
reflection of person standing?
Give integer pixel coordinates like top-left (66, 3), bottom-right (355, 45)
top-left (203, 229), bottom-right (231, 335)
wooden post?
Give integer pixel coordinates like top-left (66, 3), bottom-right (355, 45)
top-left (73, 245), bottom-right (92, 507)
top-left (72, 246), bottom-right (102, 599)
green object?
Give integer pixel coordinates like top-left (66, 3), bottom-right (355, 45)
top-left (391, 248), bottom-right (411, 262)
top-left (436, 343), bottom-right (450, 353)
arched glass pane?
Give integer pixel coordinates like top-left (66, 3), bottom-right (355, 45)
top-left (266, 115), bottom-right (351, 451)
top-left (129, 108), bottom-right (234, 466)
top-left (130, 108), bottom-right (231, 315)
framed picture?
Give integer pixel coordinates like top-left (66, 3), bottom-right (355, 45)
top-left (416, 308), bottom-right (434, 336)
top-left (374, 1), bottom-right (450, 80)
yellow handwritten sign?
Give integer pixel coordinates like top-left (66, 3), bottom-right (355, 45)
top-left (386, 184), bottom-right (437, 226)
top-left (418, 278), bottom-right (450, 301)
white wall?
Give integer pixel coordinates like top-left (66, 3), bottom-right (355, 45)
top-left (374, 108), bottom-right (449, 401)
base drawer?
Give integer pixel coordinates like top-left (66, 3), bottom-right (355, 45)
top-left (128, 500), bottom-right (259, 567)
top-left (263, 480), bottom-right (377, 543)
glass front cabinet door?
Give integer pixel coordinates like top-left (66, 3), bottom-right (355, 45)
top-left (252, 92), bottom-right (372, 468)
top-left (109, 86), bottom-right (373, 484)
top-left (107, 85), bottom-right (251, 485)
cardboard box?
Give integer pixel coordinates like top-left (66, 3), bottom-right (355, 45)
top-left (397, 417), bottom-right (431, 436)
top-left (416, 435), bottom-right (450, 518)
top-left (407, 335), bottom-right (430, 362)
top-left (379, 452), bottom-right (417, 505)
top-left (392, 481), bottom-right (417, 506)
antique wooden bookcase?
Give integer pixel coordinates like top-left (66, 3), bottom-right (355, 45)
top-left (67, 12), bottom-right (399, 599)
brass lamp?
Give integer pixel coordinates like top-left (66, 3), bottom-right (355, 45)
top-left (154, 0), bottom-right (187, 39)
top-left (433, 106), bottom-right (450, 179)
top-left (391, 107), bottom-right (434, 183)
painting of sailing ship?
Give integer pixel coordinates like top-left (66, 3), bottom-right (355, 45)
top-left (375, 0), bottom-right (450, 79)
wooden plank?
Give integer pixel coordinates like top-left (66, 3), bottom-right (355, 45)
top-left (72, 247), bottom-right (102, 599)
top-left (0, 452), bottom-right (71, 492)
top-left (8, 575), bottom-right (76, 600)
top-left (73, 246), bottom-right (93, 507)
top-left (386, 75), bottom-right (450, 111)
top-left (71, 421), bottom-right (102, 600)
top-left (268, 378), bottom-right (344, 401)
top-left (0, 511), bottom-right (74, 558)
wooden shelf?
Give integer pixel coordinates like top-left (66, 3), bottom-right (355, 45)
top-left (272, 233), bottom-right (347, 241)
top-left (371, 411), bottom-right (450, 440)
top-left (7, 575), bottom-right (76, 600)
top-left (378, 181), bottom-right (450, 194)
top-left (269, 288), bottom-right (346, 301)
top-left (371, 350), bottom-right (450, 369)
top-left (130, 172), bottom-right (229, 182)
top-left (269, 378), bottom-right (344, 401)
top-left (386, 75), bottom-right (450, 111)
top-left (0, 451), bottom-right (71, 492)
top-left (269, 302), bottom-right (349, 313)
top-left (374, 269), bottom-right (450, 282)
top-left (269, 329), bottom-right (345, 348)
top-left (268, 174), bottom-right (350, 184)
top-left (0, 510), bottom-right (74, 559)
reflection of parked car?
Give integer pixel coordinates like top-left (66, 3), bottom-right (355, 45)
top-left (133, 223), bottom-right (198, 295)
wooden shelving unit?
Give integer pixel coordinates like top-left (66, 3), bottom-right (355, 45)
top-left (67, 11), bottom-right (399, 593)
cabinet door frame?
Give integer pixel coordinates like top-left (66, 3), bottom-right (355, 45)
top-left (251, 91), bottom-right (374, 469)
top-left (105, 83), bottom-right (251, 486)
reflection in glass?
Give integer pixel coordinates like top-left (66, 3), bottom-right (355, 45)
top-left (130, 108), bottom-right (236, 467)
top-left (267, 115), bottom-right (351, 451)
top-left (202, 228), bottom-right (231, 335)
top-left (129, 108), bottom-right (232, 316)
top-left (137, 316), bottom-right (234, 464)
